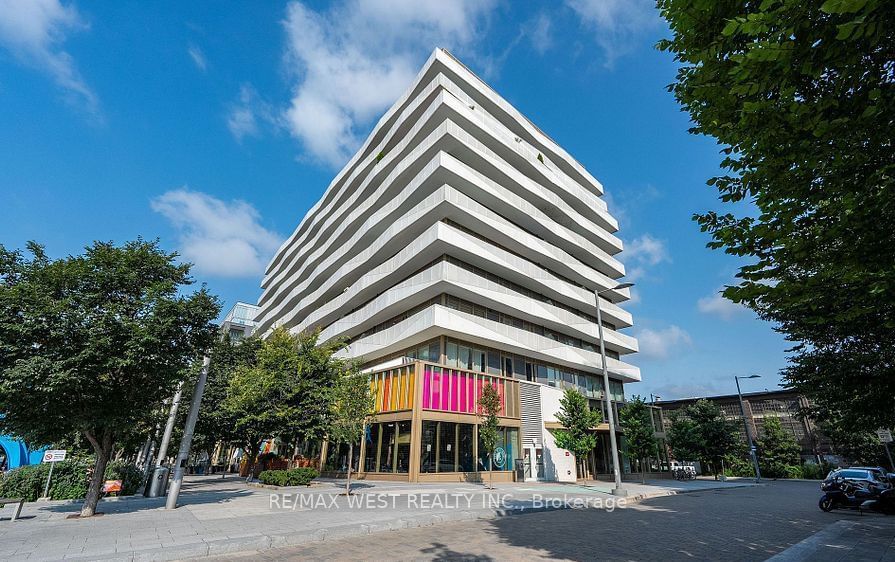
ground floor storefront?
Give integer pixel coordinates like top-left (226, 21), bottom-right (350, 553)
top-left (313, 359), bottom-right (649, 484)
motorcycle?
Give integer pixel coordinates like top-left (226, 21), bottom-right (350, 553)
top-left (819, 476), bottom-right (895, 515)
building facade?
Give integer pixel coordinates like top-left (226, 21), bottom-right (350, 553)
top-left (656, 389), bottom-right (832, 463)
top-left (254, 49), bottom-right (640, 482)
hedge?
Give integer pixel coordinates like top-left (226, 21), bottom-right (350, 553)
top-left (258, 468), bottom-right (318, 487)
top-left (0, 459), bottom-right (143, 502)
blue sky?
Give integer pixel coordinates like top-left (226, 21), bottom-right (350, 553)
top-left (0, 0), bottom-right (789, 400)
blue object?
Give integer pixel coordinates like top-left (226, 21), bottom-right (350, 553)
top-left (0, 435), bottom-right (45, 471)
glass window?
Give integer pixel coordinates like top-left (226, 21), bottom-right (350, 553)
top-left (473, 348), bottom-right (484, 372)
top-left (504, 357), bottom-right (513, 377)
top-left (379, 422), bottom-right (396, 472)
top-left (438, 422), bottom-right (457, 472)
top-left (487, 351), bottom-right (501, 375)
top-left (537, 364), bottom-right (547, 384)
top-left (428, 340), bottom-right (440, 363)
top-left (458, 423), bottom-right (475, 472)
top-left (446, 341), bottom-right (458, 367)
top-left (506, 428), bottom-right (520, 468)
top-left (364, 423), bottom-right (380, 472)
top-left (460, 346), bottom-right (472, 370)
top-left (513, 355), bottom-right (526, 379)
top-left (420, 421), bottom-right (437, 473)
top-left (493, 429), bottom-right (508, 470)
top-left (395, 421), bottom-right (412, 474)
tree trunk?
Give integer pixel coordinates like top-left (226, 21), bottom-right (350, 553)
top-left (488, 455), bottom-right (493, 490)
top-left (345, 443), bottom-right (354, 496)
top-left (82, 430), bottom-right (114, 517)
top-left (641, 462), bottom-right (646, 484)
top-left (245, 439), bottom-right (261, 479)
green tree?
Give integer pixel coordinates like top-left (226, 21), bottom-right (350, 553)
top-left (667, 400), bottom-right (739, 478)
top-left (188, 334), bottom-right (262, 464)
top-left (822, 417), bottom-right (891, 467)
top-left (658, 0), bottom-right (895, 431)
top-left (619, 396), bottom-right (658, 483)
top-left (553, 388), bottom-right (603, 480)
top-left (327, 369), bottom-right (374, 495)
top-left (223, 328), bottom-right (344, 473)
top-left (756, 417), bottom-right (802, 478)
top-left (477, 382), bottom-right (501, 490)
top-left (0, 240), bottom-right (219, 516)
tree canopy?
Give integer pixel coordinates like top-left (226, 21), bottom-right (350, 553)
top-left (0, 240), bottom-right (219, 516)
top-left (477, 382), bottom-right (501, 489)
top-left (667, 400), bottom-right (740, 476)
top-left (553, 388), bottom-right (602, 476)
top-left (658, 0), bottom-right (895, 431)
top-left (756, 417), bottom-right (802, 478)
top-left (619, 396), bottom-right (658, 483)
top-left (222, 328), bottom-right (345, 468)
top-left (327, 369), bottom-right (374, 494)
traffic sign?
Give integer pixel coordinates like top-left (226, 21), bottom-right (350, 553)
top-left (42, 449), bottom-right (67, 463)
top-left (877, 429), bottom-right (893, 443)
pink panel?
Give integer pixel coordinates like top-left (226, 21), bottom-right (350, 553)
top-left (476, 376), bottom-right (483, 414)
top-left (440, 370), bottom-right (450, 410)
top-left (422, 369), bottom-right (431, 409)
top-left (432, 370), bottom-right (441, 410)
top-left (450, 372), bottom-right (459, 412)
top-left (458, 372), bottom-right (467, 413)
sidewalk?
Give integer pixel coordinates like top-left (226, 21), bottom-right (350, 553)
top-left (0, 474), bottom-right (758, 561)
top-left (767, 516), bottom-right (895, 561)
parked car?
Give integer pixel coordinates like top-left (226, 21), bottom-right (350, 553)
top-left (823, 468), bottom-right (889, 491)
top-left (848, 467), bottom-right (893, 486)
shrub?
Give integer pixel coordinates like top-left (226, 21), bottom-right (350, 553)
top-left (105, 461), bottom-right (144, 496)
top-left (0, 459), bottom-right (143, 501)
top-left (258, 467), bottom-right (318, 487)
top-left (799, 462), bottom-right (835, 480)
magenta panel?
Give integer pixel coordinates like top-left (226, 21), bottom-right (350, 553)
top-left (440, 370), bottom-right (450, 410)
top-left (422, 369), bottom-right (431, 409)
top-left (450, 372), bottom-right (459, 412)
top-left (432, 369), bottom-right (441, 410)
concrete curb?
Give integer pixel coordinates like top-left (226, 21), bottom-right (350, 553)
top-left (61, 483), bottom-right (759, 561)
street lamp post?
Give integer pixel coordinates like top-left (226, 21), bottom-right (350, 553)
top-left (596, 282), bottom-right (633, 497)
top-left (735, 374), bottom-right (762, 483)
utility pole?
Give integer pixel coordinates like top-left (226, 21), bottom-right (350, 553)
top-left (595, 282), bottom-right (633, 497)
top-left (166, 356), bottom-right (210, 510)
top-left (735, 375), bottom-right (762, 483)
top-left (156, 381), bottom-right (184, 466)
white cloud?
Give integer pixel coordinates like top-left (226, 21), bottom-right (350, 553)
top-left (697, 290), bottom-right (748, 320)
top-left (151, 189), bottom-right (282, 278)
top-left (624, 233), bottom-right (670, 280)
top-left (525, 13), bottom-right (553, 54)
top-left (279, 0), bottom-right (497, 167)
top-left (187, 43), bottom-right (206, 71)
top-left (636, 325), bottom-right (692, 360)
top-left (0, 0), bottom-right (98, 114)
top-left (565, 0), bottom-right (661, 67)
top-left (226, 84), bottom-right (276, 142)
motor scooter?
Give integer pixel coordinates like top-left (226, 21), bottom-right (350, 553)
top-left (818, 477), bottom-right (879, 513)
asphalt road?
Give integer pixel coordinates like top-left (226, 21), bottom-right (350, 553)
top-left (212, 480), bottom-right (884, 561)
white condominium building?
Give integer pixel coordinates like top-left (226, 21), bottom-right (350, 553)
top-left (255, 48), bottom-right (640, 483)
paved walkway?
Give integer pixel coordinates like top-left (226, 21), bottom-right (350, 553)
top-left (0, 475), bottom-right (755, 561)
top-left (213, 480), bottom-right (894, 562)
top-left (768, 517), bottom-right (895, 561)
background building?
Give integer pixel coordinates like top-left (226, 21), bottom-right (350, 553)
top-left (254, 49), bottom-right (639, 482)
top-left (220, 302), bottom-right (259, 341)
top-left (656, 388), bottom-right (832, 463)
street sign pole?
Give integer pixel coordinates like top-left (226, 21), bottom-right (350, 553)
top-left (40, 450), bottom-right (67, 500)
top-left (42, 460), bottom-right (55, 499)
